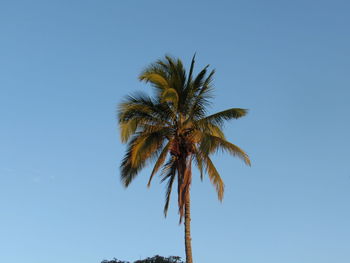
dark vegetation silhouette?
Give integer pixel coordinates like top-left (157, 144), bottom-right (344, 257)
top-left (118, 55), bottom-right (251, 263)
top-left (102, 255), bottom-right (183, 263)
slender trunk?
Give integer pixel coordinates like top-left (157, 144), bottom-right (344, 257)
top-left (184, 191), bottom-right (193, 263)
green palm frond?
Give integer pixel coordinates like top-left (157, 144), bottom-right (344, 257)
top-left (184, 70), bottom-right (215, 120)
top-left (198, 133), bottom-right (219, 155)
top-left (148, 141), bottom-right (171, 187)
top-left (159, 156), bottom-right (177, 217)
top-left (118, 92), bottom-right (174, 124)
top-left (185, 54), bottom-right (196, 90)
top-left (164, 169), bottom-right (176, 217)
top-left (201, 69), bottom-right (215, 90)
top-left (196, 108), bottom-right (248, 127)
top-left (192, 65), bottom-right (209, 93)
top-left (163, 56), bottom-right (186, 95)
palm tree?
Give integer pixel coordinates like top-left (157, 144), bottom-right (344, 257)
top-left (118, 55), bottom-right (251, 263)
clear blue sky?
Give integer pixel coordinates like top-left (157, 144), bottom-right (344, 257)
top-left (1, 1), bottom-right (349, 262)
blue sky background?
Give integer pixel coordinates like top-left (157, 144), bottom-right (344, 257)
top-left (1, 1), bottom-right (349, 262)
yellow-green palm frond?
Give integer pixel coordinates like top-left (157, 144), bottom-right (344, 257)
top-left (161, 88), bottom-right (179, 106)
top-left (193, 148), bottom-right (204, 181)
top-left (196, 108), bottom-right (248, 128)
top-left (121, 131), bottom-right (166, 187)
top-left (120, 118), bottom-right (138, 143)
top-left (139, 62), bottom-right (170, 92)
top-left (203, 155), bottom-right (224, 201)
top-left (153, 56), bottom-right (186, 103)
top-left (130, 130), bottom-right (170, 168)
top-left (120, 118), bottom-right (169, 143)
top-left (120, 136), bottom-right (146, 187)
top-left (204, 123), bottom-right (226, 139)
top-left (139, 72), bottom-right (170, 90)
top-left (204, 134), bottom-right (251, 166)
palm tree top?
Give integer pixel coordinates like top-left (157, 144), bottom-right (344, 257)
top-left (118, 54), bottom-right (250, 221)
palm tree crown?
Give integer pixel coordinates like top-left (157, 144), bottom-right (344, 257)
top-left (118, 55), bottom-right (250, 222)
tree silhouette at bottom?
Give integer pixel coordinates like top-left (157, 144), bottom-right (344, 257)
top-left (101, 255), bottom-right (183, 263)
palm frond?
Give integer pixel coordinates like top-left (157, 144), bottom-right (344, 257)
top-left (118, 92), bottom-right (174, 125)
top-left (120, 118), bottom-right (138, 143)
top-left (120, 136), bottom-right (146, 187)
top-left (185, 53), bottom-right (196, 90)
top-left (192, 65), bottom-right (209, 93)
top-left (196, 108), bottom-right (248, 127)
top-left (164, 171), bottom-right (176, 217)
top-left (166, 56), bottom-right (186, 96)
top-left (193, 147), bottom-right (204, 181)
top-left (204, 123), bottom-right (226, 139)
top-left (139, 72), bottom-right (169, 90)
top-left (159, 157), bottom-right (176, 179)
top-left (185, 69), bottom-right (215, 121)
top-left (130, 131), bottom-right (166, 168)
top-left (139, 63), bottom-right (170, 91)
top-left (204, 135), bottom-right (251, 166)
top-left (161, 88), bottom-right (179, 106)
top-left (160, 157), bottom-right (177, 217)
top-left (148, 141), bottom-right (171, 187)
top-left (203, 155), bottom-right (225, 201)
top-left (198, 133), bottom-right (219, 155)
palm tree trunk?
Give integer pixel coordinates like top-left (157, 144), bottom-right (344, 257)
top-left (184, 191), bottom-right (193, 263)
